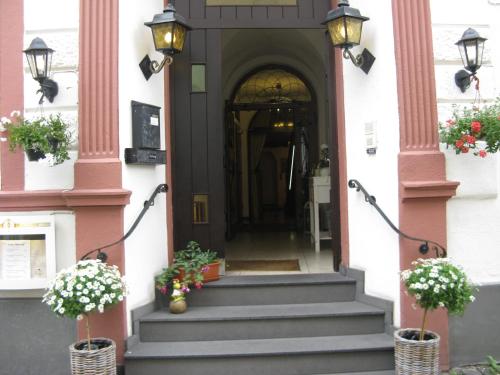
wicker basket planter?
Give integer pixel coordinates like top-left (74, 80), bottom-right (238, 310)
top-left (394, 328), bottom-right (440, 375)
top-left (69, 338), bottom-right (116, 375)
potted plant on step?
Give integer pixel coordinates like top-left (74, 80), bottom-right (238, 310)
top-left (169, 279), bottom-right (189, 314)
top-left (0, 111), bottom-right (72, 165)
top-left (156, 241), bottom-right (220, 296)
top-left (396, 258), bottom-right (476, 375)
top-left (43, 259), bottom-right (126, 375)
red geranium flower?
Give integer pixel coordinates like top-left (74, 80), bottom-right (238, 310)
top-left (479, 150), bottom-right (487, 158)
top-left (471, 121), bottom-right (481, 133)
top-left (455, 140), bottom-right (464, 148)
top-left (465, 135), bottom-right (476, 144)
top-left (460, 146), bottom-right (469, 153)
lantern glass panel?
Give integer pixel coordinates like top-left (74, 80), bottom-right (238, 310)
top-left (151, 23), bottom-right (174, 52)
top-left (327, 16), bottom-right (363, 48)
top-left (26, 50), bottom-right (52, 81)
top-left (172, 24), bottom-right (187, 52)
top-left (327, 18), bottom-right (347, 47)
top-left (345, 17), bottom-right (363, 46)
top-left (459, 39), bottom-right (485, 73)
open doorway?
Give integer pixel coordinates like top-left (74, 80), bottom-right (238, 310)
top-left (224, 66), bottom-right (334, 274)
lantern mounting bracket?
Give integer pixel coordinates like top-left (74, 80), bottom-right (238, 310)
top-left (454, 69), bottom-right (474, 93)
top-left (36, 78), bottom-right (59, 105)
top-left (139, 54), bottom-right (174, 81)
top-left (343, 47), bottom-right (375, 74)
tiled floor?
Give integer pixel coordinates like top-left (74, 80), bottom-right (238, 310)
top-left (224, 230), bottom-right (334, 275)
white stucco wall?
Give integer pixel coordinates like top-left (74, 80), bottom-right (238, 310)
top-left (343, 0), bottom-right (401, 325)
top-left (119, 0), bottom-right (169, 336)
top-left (431, 0), bottom-right (500, 284)
top-left (23, 0), bottom-right (79, 190)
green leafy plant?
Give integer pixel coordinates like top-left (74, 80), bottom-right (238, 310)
top-left (439, 98), bottom-right (500, 157)
top-left (401, 258), bottom-right (476, 341)
top-left (1, 111), bottom-right (72, 165)
top-left (42, 259), bottom-right (126, 350)
top-left (449, 356), bottom-right (500, 375)
top-left (156, 241), bottom-right (218, 295)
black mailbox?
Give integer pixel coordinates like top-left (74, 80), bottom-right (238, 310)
top-left (131, 101), bottom-right (161, 149)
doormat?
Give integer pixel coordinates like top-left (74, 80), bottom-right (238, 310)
top-left (226, 259), bottom-right (300, 271)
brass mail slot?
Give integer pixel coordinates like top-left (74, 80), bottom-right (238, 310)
top-left (193, 194), bottom-right (209, 224)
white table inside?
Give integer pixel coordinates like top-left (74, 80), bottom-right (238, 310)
top-left (309, 176), bottom-right (331, 253)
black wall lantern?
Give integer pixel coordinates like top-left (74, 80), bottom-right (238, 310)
top-left (23, 37), bottom-right (58, 104)
top-left (140, 4), bottom-right (191, 80)
top-left (324, 0), bottom-right (375, 74)
top-left (455, 28), bottom-right (487, 93)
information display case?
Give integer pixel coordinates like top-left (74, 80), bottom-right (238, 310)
top-left (0, 215), bottom-right (56, 290)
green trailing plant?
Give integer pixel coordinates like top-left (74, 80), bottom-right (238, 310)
top-left (439, 98), bottom-right (500, 157)
top-left (156, 241), bottom-right (218, 295)
top-left (401, 258), bottom-right (476, 341)
top-left (0, 111), bottom-right (72, 166)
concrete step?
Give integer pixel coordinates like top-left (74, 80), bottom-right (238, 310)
top-left (157, 273), bottom-right (356, 307)
top-left (125, 334), bottom-right (395, 375)
top-left (139, 301), bottom-right (385, 342)
top-left (318, 372), bottom-right (395, 375)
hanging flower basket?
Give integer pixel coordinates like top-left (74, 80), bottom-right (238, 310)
top-left (439, 98), bottom-right (500, 157)
top-left (0, 111), bottom-right (72, 166)
top-left (394, 328), bottom-right (440, 375)
top-left (69, 338), bottom-right (116, 375)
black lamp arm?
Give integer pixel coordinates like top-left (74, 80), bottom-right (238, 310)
top-left (150, 54), bottom-right (174, 74)
top-left (343, 48), bottom-right (363, 67)
top-left (80, 183), bottom-right (168, 261)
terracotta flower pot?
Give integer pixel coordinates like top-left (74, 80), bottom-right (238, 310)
top-left (177, 261), bottom-right (220, 284)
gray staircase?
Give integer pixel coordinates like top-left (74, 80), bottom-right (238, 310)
top-left (125, 273), bottom-right (395, 375)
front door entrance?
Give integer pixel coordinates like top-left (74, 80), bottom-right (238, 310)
top-left (170, 1), bottom-right (340, 268)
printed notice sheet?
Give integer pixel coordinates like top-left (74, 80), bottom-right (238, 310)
top-left (2, 241), bottom-right (31, 280)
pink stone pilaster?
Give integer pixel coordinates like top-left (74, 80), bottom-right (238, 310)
top-left (76, 0), bottom-right (130, 366)
top-left (0, 0), bottom-right (24, 191)
top-left (392, 0), bottom-right (459, 369)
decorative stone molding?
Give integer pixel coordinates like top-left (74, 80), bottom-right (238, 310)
top-left (401, 180), bottom-right (460, 201)
top-left (63, 189), bottom-right (131, 207)
top-left (0, 189), bottom-right (131, 211)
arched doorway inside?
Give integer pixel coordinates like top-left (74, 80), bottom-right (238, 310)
top-left (224, 66), bottom-right (334, 274)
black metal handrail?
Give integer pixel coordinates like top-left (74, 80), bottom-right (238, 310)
top-left (348, 179), bottom-right (447, 258)
top-left (80, 183), bottom-right (168, 261)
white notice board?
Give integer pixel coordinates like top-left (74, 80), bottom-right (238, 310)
top-left (0, 215), bottom-right (56, 290)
